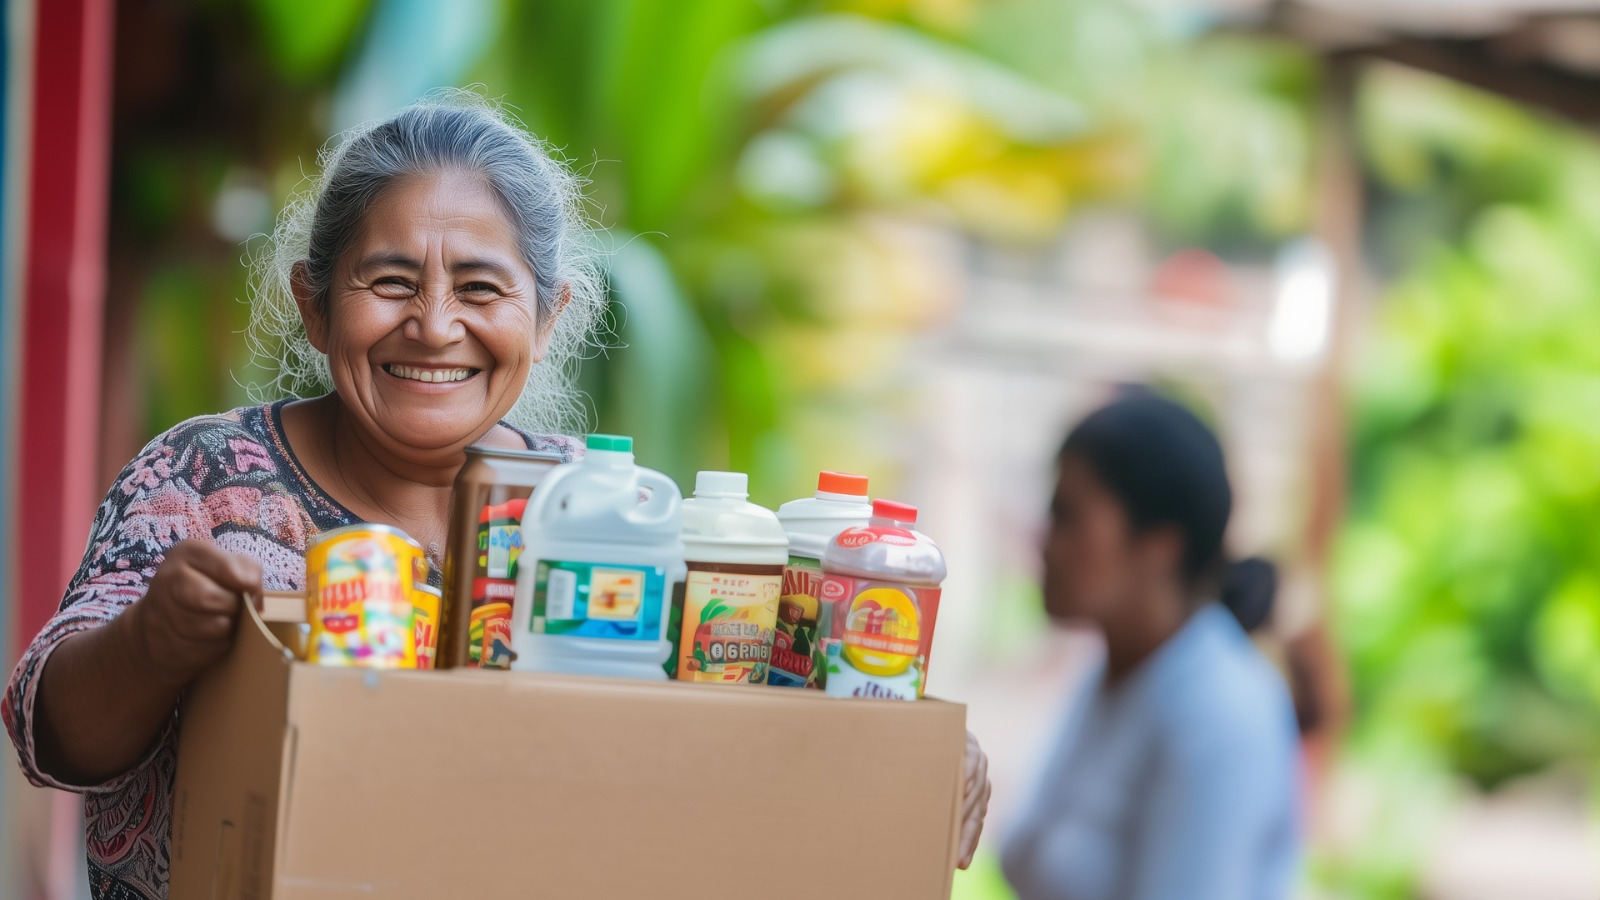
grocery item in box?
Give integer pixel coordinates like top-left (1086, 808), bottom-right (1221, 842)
top-left (511, 435), bottom-right (685, 680)
top-left (440, 446), bottom-right (562, 668)
top-left (305, 524), bottom-right (426, 668)
top-left (821, 500), bottom-right (946, 701)
top-left (676, 472), bottom-right (786, 684)
top-left (772, 472), bottom-right (872, 688)
top-left (413, 583), bottom-right (441, 670)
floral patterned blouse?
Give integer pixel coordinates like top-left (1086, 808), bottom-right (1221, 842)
top-left (2, 401), bottom-right (578, 900)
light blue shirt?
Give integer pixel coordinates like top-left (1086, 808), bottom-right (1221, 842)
top-left (1001, 604), bottom-right (1300, 900)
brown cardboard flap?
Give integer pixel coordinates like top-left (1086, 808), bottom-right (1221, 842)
top-left (171, 603), bottom-right (294, 900)
top-left (259, 590), bottom-right (304, 624)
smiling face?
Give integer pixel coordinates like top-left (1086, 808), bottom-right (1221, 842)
top-left (297, 169), bottom-right (562, 457)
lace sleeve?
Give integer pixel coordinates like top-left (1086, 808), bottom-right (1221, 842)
top-left (3, 426), bottom-right (218, 792)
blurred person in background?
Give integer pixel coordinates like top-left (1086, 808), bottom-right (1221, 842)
top-left (1, 90), bottom-right (991, 900)
top-left (1001, 390), bottom-right (1299, 900)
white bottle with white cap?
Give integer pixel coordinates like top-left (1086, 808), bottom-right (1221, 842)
top-left (672, 471), bottom-right (788, 684)
top-left (770, 472), bottom-right (874, 688)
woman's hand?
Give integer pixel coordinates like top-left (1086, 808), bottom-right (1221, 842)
top-left (32, 540), bottom-right (262, 786)
top-left (958, 729), bottom-right (993, 869)
top-left (129, 540), bottom-right (263, 688)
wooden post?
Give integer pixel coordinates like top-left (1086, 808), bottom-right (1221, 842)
top-left (1292, 54), bottom-right (1364, 798)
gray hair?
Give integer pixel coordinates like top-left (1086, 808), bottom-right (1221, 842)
top-left (246, 90), bottom-right (603, 436)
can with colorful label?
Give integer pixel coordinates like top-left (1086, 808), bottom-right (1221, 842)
top-left (305, 524), bottom-right (426, 668)
top-left (412, 583), bottom-right (441, 670)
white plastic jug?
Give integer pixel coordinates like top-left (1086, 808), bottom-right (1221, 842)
top-left (770, 472), bottom-right (873, 688)
top-left (511, 434), bottom-right (685, 680)
top-left (673, 472), bottom-right (788, 684)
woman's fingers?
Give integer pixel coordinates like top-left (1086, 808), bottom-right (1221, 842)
top-left (180, 541), bottom-right (264, 597)
top-left (169, 565), bottom-right (242, 617)
top-left (957, 730), bottom-right (993, 870)
top-left (133, 541), bottom-right (259, 685)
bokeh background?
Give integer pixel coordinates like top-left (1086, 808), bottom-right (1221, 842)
top-left (4, 0), bottom-right (1599, 897)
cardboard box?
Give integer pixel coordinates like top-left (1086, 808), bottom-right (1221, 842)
top-left (171, 602), bottom-right (967, 899)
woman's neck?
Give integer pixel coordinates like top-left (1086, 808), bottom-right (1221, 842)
top-left (323, 396), bottom-right (464, 495)
top-left (283, 395), bottom-right (506, 557)
top-left (1101, 585), bottom-right (1194, 686)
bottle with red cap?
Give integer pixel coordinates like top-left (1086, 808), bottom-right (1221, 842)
top-left (819, 499), bottom-right (946, 701)
top-left (771, 472), bottom-right (873, 688)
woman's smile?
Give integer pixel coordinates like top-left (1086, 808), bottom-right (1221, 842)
top-left (381, 362), bottom-right (484, 387)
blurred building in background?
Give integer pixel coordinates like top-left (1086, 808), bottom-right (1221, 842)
top-left (3, 1), bottom-right (1599, 898)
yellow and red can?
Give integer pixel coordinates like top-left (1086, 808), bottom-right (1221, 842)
top-left (305, 524), bottom-right (426, 668)
top-left (412, 583), bottom-right (441, 671)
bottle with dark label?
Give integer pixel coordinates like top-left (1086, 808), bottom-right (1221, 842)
top-left (439, 446), bottom-right (563, 669)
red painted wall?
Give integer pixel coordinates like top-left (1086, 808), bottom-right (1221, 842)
top-left (15, 0), bottom-right (114, 655)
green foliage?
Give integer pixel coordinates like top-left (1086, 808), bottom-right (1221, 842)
top-left (1338, 66), bottom-right (1600, 789)
top-left (1142, 35), bottom-right (1318, 243)
top-left (249, 0), bottom-right (370, 84)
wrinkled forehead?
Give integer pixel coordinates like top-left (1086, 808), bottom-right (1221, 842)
top-left (342, 170), bottom-right (530, 273)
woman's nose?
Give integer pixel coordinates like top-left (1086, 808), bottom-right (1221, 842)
top-left (405, 294), bottom-right (464, 347)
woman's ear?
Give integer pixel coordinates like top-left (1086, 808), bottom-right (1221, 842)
top-left (291, 261), bottom-right (329, 353)
top-left (532, 282), bottom-right (573, 361)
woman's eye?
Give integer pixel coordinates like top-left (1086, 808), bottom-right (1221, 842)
top-left (460, 282), bottom-right (499, 299)
top-left (371, 277), bottom-right (414, 295)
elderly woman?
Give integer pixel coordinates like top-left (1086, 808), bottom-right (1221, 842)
top-left (3, 94), bottom-right (989, 900)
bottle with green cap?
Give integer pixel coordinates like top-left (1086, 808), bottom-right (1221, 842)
top-left (510, 434), bottom-right (685, 680)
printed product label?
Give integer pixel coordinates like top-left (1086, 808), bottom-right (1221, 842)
top-left (306, 531), bottom-right (419, 668)
top-left (824, 642), bottom-right (917, 701)
top-left (677, 567), bottom-right (782, 684)
top-left (412, 589), bottom-right (440, 670)
top-left (469, 498), bottom-right (527, 668)
top-left (769, 556), bottom-right (824, 688)
top-left (821, 574), bottom-right (926, 701)
top-left (834, 525), bottom-right (917, 550)
top-left (531, 560), bottom-right (666, 641)
top-left (662, 580), bottom-right (688, 678)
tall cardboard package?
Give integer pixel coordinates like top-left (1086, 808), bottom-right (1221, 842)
top-left (171, 604), bottom-right (967, 899)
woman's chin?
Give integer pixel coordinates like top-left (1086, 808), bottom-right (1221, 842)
top-left (372, 402), bottom-right (497, 453)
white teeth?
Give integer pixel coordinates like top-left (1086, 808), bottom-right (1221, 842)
top-left (388, 365), bottom-right (473, 383)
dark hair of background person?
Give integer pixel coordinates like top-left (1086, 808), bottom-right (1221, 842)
top-left (1058, 388), bottom-right (1276, 632)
